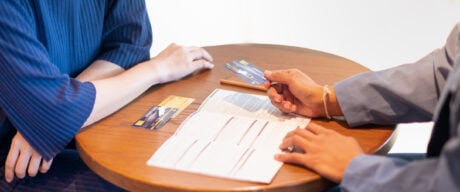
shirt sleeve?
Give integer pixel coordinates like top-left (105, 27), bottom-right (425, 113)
top-left (97, 0), bottom-right (152, 69)
top-left (334, 24), bottom-right (458, 127)
top-left (0, 1), bottom-right (95, 160)
top-left (342, 122), bottom-right (460, 191)
top-left (339, 24), bottom-right (460, 192)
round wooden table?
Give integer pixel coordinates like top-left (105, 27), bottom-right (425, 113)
top-left (75, 44), bottom-right (395, 192)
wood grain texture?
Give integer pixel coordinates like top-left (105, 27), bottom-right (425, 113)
top-left (75, 44), bottom-right (395, 192)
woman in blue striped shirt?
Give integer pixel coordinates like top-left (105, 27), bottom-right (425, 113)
top-left (0, 0), bottom-right (214, 191)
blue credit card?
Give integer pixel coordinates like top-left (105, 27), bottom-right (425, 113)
top-left (133, 105), bottom-right (178, 130)
top-left (224, 59), bottom-right (267, 85)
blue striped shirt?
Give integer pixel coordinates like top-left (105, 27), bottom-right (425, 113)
top-left (0, 0), bottom-right (152, 161)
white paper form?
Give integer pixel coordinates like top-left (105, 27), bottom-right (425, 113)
top-left (199, 89), bottom-right (310, 128)
top-left (147, 89), bottom-right (311, 183)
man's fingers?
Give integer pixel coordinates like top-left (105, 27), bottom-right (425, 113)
top-left (267, 85), bottom-right (298, 113)
top-left (272, 83), bottom-right (285, 94)
top-left (264, 69), bottom-right (298, 85)
top-left (274, 152), bottom-right (307, 166)
top-left (281, 101), bottom-right (296, 112)
top-left (282, 85), bottom-right (295, 101)
top-left (295, 127), bottom-right (317, 141)
top-left (279, 130), bottom-right (312, 152)
top-left (266, 86), bottom-right (282, 103)
top-left (307, 123), bottom-right (331, 135)
top-left (267, 87), bottom-right (293, 113)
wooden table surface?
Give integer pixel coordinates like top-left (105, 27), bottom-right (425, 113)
top-left (75, 44), bottom-right (396, 192)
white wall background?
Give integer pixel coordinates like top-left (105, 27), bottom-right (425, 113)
top-left (146, 0), bottom-right (460, 153)
top-left (147, 0), bottom-right (460, 71)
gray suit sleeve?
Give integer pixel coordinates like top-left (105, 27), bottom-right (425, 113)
top-left (342, 118), bottom-right (460, 191)
top-left (335, 25), bottom-right (457, 127)
top-left (338, 24), bottom-right (460, 191)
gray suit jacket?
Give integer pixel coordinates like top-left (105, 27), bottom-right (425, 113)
top-left (335, 23), bottom-right (460, 191)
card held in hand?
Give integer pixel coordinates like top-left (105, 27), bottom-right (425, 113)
top-left (224, 59), bottom-right (267, 85)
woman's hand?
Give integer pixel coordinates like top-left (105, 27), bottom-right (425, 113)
top-left (5, 132), bottom-right (53, 183)
top-left (149, 43), bottom-right (214, 84)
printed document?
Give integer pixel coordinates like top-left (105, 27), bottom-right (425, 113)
top-left (147, 89), bottom-right (310, 183)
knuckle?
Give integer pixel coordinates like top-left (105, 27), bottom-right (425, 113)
top-left (11, 138), bottom-right (21, 146)
top-left (293, 128), bottom-right (304, 135)
top-left (305, 157), bottom-right (318, 167)
top-left (5, 163), bottom-right (14, 170)
top-left (286, 68), bottom-right (300, 74)
top-left (292, 135), bottom-right (303, 143)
